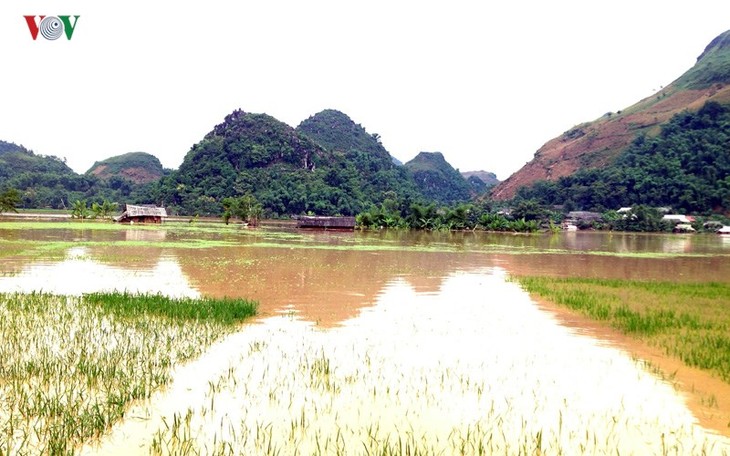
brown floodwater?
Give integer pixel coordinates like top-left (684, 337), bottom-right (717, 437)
top-left (1, 225), bottom-right (730, 452)
top-left (4, 227), bottom-right (727, 325)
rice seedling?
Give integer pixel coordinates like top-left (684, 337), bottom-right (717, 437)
top-left (141, 272), bottom-right (728, 455)
top-left (0, 291), bottom-right (256, 454)
top-left (515, 277), bottom-right (730, 382)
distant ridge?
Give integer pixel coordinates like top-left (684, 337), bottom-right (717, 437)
top-left (86, 152), bottom-right (165, 184)
top-left (461, 170), bottom-right (500, 187)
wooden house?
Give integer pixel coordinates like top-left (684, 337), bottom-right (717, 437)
top-left (296, 216), bottom-right (356, 230)
top-left (114, 204), bottom-right (167, 224)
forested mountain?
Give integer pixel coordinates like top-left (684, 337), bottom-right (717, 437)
top-left (296, 109), bottom-right (421, 204)
top-left (296, 110), bottom-right (393, 169)
top-left (86, 152), bottom-right (165, 184)
top-left (493, 29), bottom-right (730, 201)
top-left (0, 141), bottom-right (99, 208)
top-left (516, 101), bottom-right (730, 213)
top-left (0, 141), bottom-right (73, 175)
top-left (146, 109), bottom-right (432, 216)
top-left (404, 152), bottom-right (471, 204)
top-left (145, 110), bottom-right (334, 215)
top-left (1, 109), bottom-right (495, 216)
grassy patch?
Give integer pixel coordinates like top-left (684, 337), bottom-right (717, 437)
top-left (0, 292), bottom-right (256, 454)
top-left (516, 277), bottom-right (730, 382)
top-left (84, 291), bottom-right (257, 325)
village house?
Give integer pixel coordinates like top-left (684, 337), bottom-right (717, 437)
top-left (114, 204), bottom-right (167, 224)
top-left (561, 211), bottom-right (603, 230)
top-left (662, 214), bottom-right (695, 224)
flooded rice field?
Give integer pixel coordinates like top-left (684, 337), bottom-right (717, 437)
top-left (1, 222), bottom-right (729, 454)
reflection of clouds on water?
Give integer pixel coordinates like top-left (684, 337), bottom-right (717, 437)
top-left (0, 247), bottom-right (198, 298)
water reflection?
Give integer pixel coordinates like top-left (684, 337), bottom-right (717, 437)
top-left (176, 248), bottom-right (489, 326)
top-left (82, 269), bottom-right (729, 454)
top-left (0, 247), bottom-right (198, 298)
top-left (124, 229), bottom-right (167, 242)
top-left (1, 236), bottom-right (728, 327)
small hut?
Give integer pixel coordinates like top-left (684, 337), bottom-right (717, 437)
top-left (114, 204), bottom-right (167, 224)
top-left (296, 216), bottom-right (356, 230)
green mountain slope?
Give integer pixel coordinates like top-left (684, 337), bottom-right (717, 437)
top-left (0, 141), bottom-right (74, 177)
top-left (404, 152), bottom-right (471, 204)
top-left (676, 30), bottom-right (730, 89)
top-left (297, 109), bottom-right (393, 169)
top-left (515, 101), bottom-right (730, 213)
top-left (0, 141), bottom-right (87, 208)
top-left (147, 110), bottom-right (330, 215)
top-left (0, 141), bottom-right (150, 209)
top-left (493, 29), bottom-right (730, 201)
top-left (86, 152), bottom-right (165, 184)
top-left (147, 109), bottom-right (383, 216)
top-left (296, 109), bottom-right (421, 204)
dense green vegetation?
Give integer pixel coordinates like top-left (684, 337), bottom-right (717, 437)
top-left (517, 277), bottom-right (730, 383)
top-left (356, 198), bottom-right (541, 232)
top-left (144, 110), bottom-right (353, 216)
top-left (144, 110), bottom-right (473, 217)
top-left (404, 152), bottom-right (472, 204)
top-left (0, 188), bottom-right (20, 213)
top-left (222, 193), bottom-right (263, 225)
top-left (0, 141), bottom-right (149, 209)
top-left (515, 102), bottom-right (730, 214)
top-left (86, 151), bottom-right (166, 183)
top-left (297, 109), bottom-right (423, 207)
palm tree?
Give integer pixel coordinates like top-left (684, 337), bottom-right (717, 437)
top-left (71, 200), bottom-right (89, 220)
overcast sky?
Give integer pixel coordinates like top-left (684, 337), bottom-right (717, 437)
top-left (2, 1), bottom-right (729, 180)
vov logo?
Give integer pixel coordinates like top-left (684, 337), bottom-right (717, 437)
top-left (24, 16), bottom-right (80, 40)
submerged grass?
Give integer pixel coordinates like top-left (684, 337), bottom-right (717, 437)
top-left (0, 291), bottom-right (256, 454)
top-left (146, 304), bottom-right (728, 456)
top-left (516, 277), bottom-right (730, 383)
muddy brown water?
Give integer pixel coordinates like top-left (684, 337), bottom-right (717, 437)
top-left (1, 226), bottom-right (730, 451)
